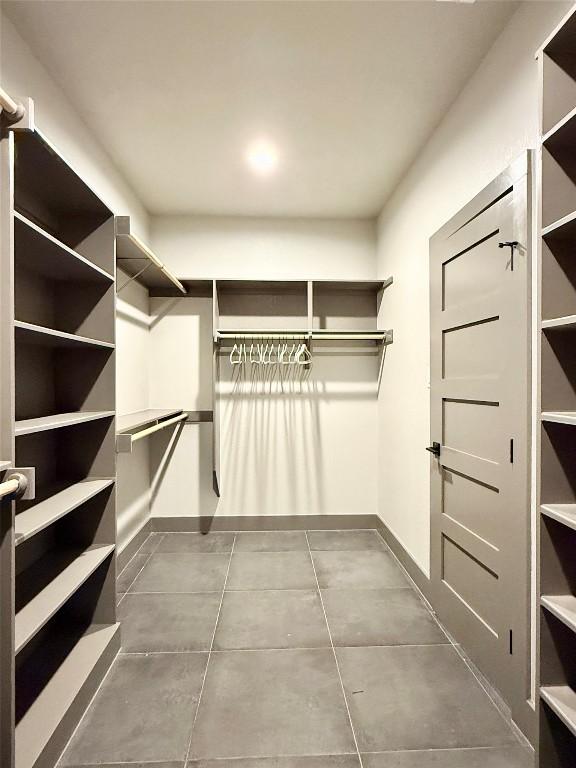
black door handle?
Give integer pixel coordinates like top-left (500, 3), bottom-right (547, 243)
top-left (426, 442), bottom-right (441, 457)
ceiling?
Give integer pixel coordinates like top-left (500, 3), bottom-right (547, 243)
top-left (3, 1), bottom-right (519, 218)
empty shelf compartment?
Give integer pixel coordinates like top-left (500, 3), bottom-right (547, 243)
top-left (16, 544), bottom-right (114, 654)
top-left (541, 686), bottom-right (576, 739)
top-left (15, 321), bottom-right (114, 350)
top-left (541, 595), bottom-right (576, 634)
top-left (16, 621), bottom-right (120, 768)
top-left (15, 479), bottom-right (115, 545)
top-left (14, 131), bottom-right (114, 271)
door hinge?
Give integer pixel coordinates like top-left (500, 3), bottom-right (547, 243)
top-left (509, 438), bottom-right (514, 464)
top-left (509, 629), bottom-right (513, 655)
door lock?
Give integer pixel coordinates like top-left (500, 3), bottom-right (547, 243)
top-left (426, 442), bottom-right (441, 457)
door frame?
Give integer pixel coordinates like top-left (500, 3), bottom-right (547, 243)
top-left (429, 152), bottom-right (533, 739)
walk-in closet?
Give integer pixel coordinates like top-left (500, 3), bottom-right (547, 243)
top-left (1, 1), bottom-right (576, 767)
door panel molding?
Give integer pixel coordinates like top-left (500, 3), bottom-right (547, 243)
top-left (430, 152), bottom-right (532, 740)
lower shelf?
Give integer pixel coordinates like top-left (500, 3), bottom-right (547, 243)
top-left (16, 622), bottom-right (120, 768)
top-left (541, 686), bottom-right (576, 739)
top-left (16, 544), bottom-right (115, 654)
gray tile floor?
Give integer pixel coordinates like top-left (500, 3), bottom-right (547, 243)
top-left (59, 529), bottom-right (533, 768)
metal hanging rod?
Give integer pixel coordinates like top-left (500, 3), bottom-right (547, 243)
top-left (0, 472), bottom-right (28, 501)
top-left (216, 330), bottom-right (393, 343)
top-left (0, 85), bottom-right (25, 124)
top-left (116, 413), bottom-right (188, 453)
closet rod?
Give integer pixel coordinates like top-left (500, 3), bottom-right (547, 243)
top-left (131, 413), bottom-right (187, 443)
top-left (0, 472), bottom-right (27, 501)
top-left (129, 231), bottom-right (186, 294)
top-left (0, 85), bottom-right (24, 123)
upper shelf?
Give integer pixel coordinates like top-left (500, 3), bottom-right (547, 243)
top-left (116, 408), bottom-right (184, 434)
top-left (14, 130), bottom-right (113, 250)
top-left (116, 216), bottom-right (185, 294)
top-left (14, 212), bottom-right (114, 284)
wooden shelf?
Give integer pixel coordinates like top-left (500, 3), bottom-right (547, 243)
top-left (15, 411), bottom-right (114, 437)
top-left (541, 503), bottom-right (576, 531)
top-left (116, 408), bottom-right (184, 434)
top-left (116, 215), bottom-right (185, 294)
top-left (15, 479), bottom-right (115, 545)
top-left (542, 209), bottom-right (576, 239)
top-left (14, 212), bottom-right (114, 284)
top-left (542, 315), bottom-right (576, 330)
top-left (543, 104), bottom-right (576, 144)
top-left (14, 130), bottom-right (112, 251)
top-left (541, 595), bottom-right (576, 634)
top-left (16, 544), bottom-right (114, 654)
top-left (16, 622), bottom-right (120, 768)
top-left (541, 411), bottom-right (576, 426)
top-left (541, 686), bottom-right (576, 738)
top-left (15, 320), bottom-right (114, 350)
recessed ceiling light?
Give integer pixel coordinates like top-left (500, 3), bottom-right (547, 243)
top-left (246, 139), bottom-right (279, 176)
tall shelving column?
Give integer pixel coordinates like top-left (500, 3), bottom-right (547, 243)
top-left (1, 125), bottom-right (120, 768)
top-left (538, 8), bottom-right (576, 766)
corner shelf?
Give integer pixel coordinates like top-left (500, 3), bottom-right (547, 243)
top-left (15, 411), bottom-right (115, 437)
top-left (15, 544), bottom-right (115, 654)
top-left (15, 479), bottom-right (115, 545)
top-left (15, 320), bottom-right (114, 350)
top-left (16, 622), bottom-right (120, 768)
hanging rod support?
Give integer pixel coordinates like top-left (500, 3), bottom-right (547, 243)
top-left (117, 261), bottom-right (153, 293)
top-left (0, 86), bottom-right (25, 125)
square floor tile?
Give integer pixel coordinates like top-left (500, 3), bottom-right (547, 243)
top-left (64, 763), bottom-right (183, 768)
top-left (336, 645), bottom-right (517, 751)
top-left (119, 592), bottom-right (221, 652)
top-left (361, 747), bottom-right (532, 767)
top-left (308, 531), bottom-right (386, 552)
top-left (188, 758), bottom-right (361, 768)
top-left (130, 554), bottom-right (230, 593)
top-left (321, 588), bottom-right (447, 647)
top-left (189, 649), bottom-right (356, 758)
top-left (138, 533), bottom-right (165, 554)
top-left (234, 531), bottom-right (309, 552)
top-left (214, 590), bottom-right (330, 650)
top-left (226, 552), bottom-right (317, 590)
top-left (60, 653), bottom-right (208, 764)
top-left (156, 532), bottom-right (235, 554)
top-left (117, 554), bottom-right (149, 593)
top-left (312, 551), bottom-right (408, 589)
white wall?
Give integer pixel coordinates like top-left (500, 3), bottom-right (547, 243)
top-left (1, 11), bottom-right (152, 551)
top-left (151, 216), bottom-right (377, 280)
top-left (149, 218), bottom-right (380, 521)
top-left (375, 0), bottom-right (572, 576)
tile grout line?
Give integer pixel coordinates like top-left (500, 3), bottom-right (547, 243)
top-left (371, 528), bottom-right (529, 749)
top-left (305, 531), bottom-right (364, 768)
top-left (56, 534), bottom-right (168, 766)
top-left (184, 534), bottom-right (237, 765)
top-left (116, 533), bottom-right (168, 607)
